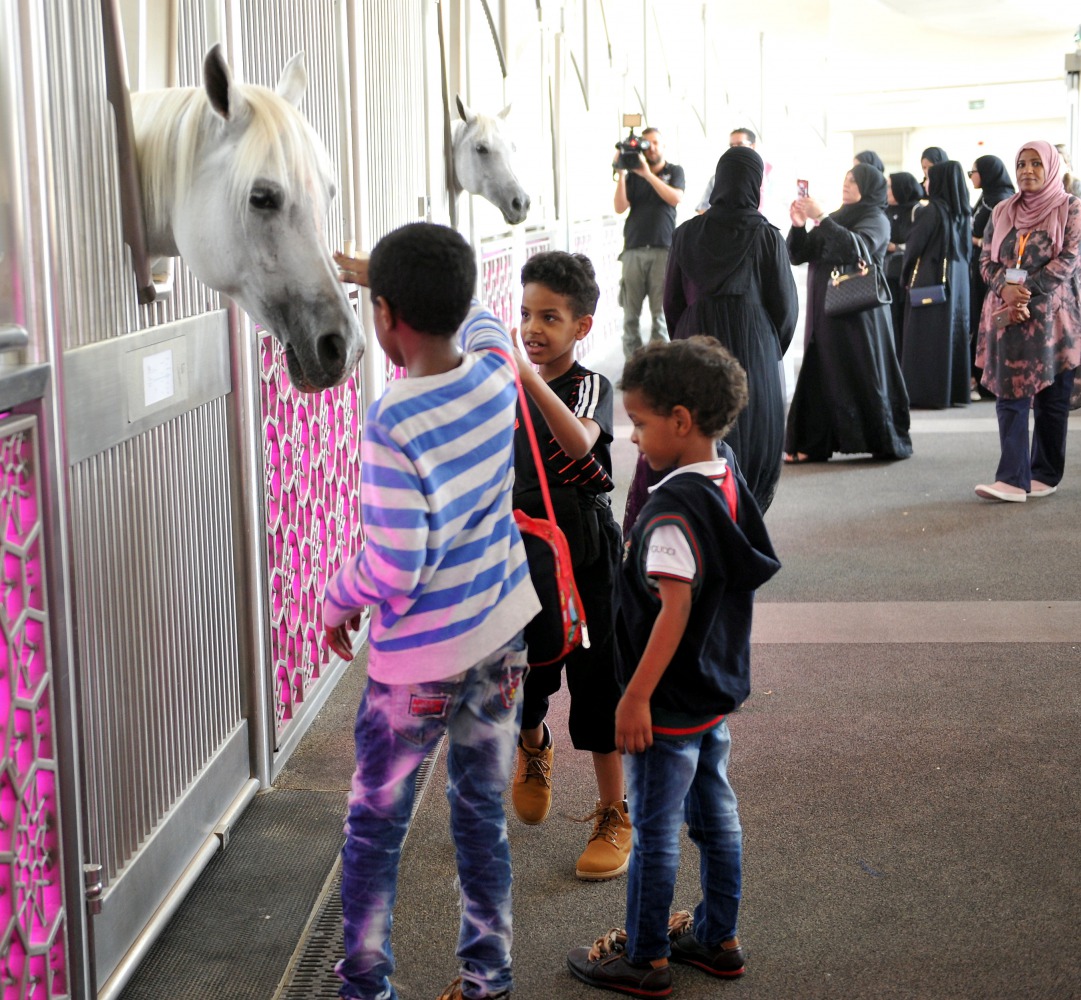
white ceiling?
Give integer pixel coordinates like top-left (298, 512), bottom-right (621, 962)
top-left (877, 0), bottom-right (1080, 38)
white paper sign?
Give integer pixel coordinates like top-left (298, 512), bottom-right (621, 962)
top-left (142, 349), bottom-right (175, 406)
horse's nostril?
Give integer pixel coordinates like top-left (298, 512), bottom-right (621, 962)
top-left (317, 331), bottom-right (347, 370)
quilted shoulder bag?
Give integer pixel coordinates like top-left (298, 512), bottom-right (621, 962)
top-left (823, 232), bottom-right (892, 317)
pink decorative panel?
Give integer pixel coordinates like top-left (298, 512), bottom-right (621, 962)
top-left (0, 415), bottom-right (68, 999)
top-left (259, 337), bottom-right (365, 740)
top-left (524, 234), bottom-right (553, 259)
top-left (481, 241), bottom-right (516, 330)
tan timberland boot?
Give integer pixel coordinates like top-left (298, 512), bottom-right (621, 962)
top-left (511, 723), bottom-right (553, 824)
top-left (575, 799), bottom-right (632, 880)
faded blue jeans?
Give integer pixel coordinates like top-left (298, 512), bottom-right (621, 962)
top-left (336, 634), bottom-right (528, 1000)
top-left (623, 721), bottom-right (743, 961)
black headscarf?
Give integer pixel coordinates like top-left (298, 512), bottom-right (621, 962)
top-left (926, 161), bottom-right (972, 260)
top-left (831, 163), bottom-right (888, 231)
top-left (889, 172), bottom-right (924, 208)
top-left (855, 150), bottom-right (885, 171)
top-left (972, 154), bottom-right (1015, 208)
top-left (672, 146), bottom-right (769, 294)
top-left (706, 145), bottom-right (766, 220)
top-left (921, 146), bottom-right (949, 167)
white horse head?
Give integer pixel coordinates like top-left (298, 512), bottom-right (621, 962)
top-left (131, 44), bottom-right (363, 392)
top-left (452, 96), bottom-right (530, 226)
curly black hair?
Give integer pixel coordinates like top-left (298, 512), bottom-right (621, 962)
top-left (520, 251), bottom-right (600, 318)
top-left (368, 222), bottom-right (476, 337)
top-left (619, 336), bottom-right (748, 439)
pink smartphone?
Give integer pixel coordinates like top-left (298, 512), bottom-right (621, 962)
top-left (797, 179), bottom-right (809, 199)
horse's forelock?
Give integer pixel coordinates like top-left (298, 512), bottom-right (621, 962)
top-left (457, 112), bottom-right (500, 148)
top-left (227, 85), bottom-right (332, 217)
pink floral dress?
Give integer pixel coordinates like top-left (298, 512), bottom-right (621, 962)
top-left (977, 196), bottom-right (1081, 399)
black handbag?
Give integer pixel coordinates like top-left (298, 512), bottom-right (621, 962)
top-left (884, 249), bottom-right (904, 281)
top-left (823, 236), bottom-right (892, 317)
top-left (907, 255), bottom-right (948, 307)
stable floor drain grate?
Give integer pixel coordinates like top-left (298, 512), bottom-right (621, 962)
top-left (276, 736), bottom-right (445, 999)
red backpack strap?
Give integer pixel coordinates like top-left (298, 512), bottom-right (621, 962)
top-left (720, 465), bottom-right (738, 521)
top-left (486, 346), bottom-right (557, 525)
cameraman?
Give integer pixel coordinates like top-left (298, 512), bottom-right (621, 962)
top-left (613, 127), bottom-right (685, 358)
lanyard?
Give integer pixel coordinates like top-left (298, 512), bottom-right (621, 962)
top-left (1015, 232), bottom-right (1030, 268)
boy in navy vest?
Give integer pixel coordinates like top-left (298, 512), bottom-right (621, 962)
top-left (567, 337), bottom-right (781, 996)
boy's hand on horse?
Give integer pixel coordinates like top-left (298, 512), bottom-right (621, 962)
top-left (334, 251), bottom-right (370, 287)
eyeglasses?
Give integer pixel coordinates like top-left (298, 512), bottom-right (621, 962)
top-left (967, 170), bottom-right (978, 176)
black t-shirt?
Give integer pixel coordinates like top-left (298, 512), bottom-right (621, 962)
top-left (514, 362), bottom-right (614, 499)
top-left (623, 162), bottom-right (685, 250)
top-left (513, 362), bottom-right (615, 567)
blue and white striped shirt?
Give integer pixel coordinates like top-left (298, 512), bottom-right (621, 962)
top-left (323, 302), bottom-right (540, 682)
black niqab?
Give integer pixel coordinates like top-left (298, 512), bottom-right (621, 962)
top-left (674, 145), bottom-right (769, 292)
top-left (706, 145), bottom-right (766, 221)
top-left (973, 154), bottom-right (1015, 208)
top-left (926, 161), bottom-right (972, 260)
top-left (889, 172), bottom-right (924, 208)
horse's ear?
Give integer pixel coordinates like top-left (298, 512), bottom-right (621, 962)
top-left (203, 43), bottom-right (248, 121)
top-left (455, 95), bottom-right (476, 124)
top-left (497, 104), bottom-right (512, 121)
top-left (276, 52), bottom-right (307, 108)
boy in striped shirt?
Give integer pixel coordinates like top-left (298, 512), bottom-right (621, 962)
top-left (324, 223), bottom-right (539, 1000)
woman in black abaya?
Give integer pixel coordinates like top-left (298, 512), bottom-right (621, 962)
top-left (622, 146), bottom-right (798, 529)
top-left (784, 163), bottom-right (912, 463)
top-left (663, 145), bottom-right (798, 510)
top-left (968, 155), bottom-right (1015, 398)
top-left (885, 171), bottom-right (927, 354)
top-left (900, 160), bottom-right (973, 408)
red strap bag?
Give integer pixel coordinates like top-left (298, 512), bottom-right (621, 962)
top-left (499, 351), bottom-right (588, 667)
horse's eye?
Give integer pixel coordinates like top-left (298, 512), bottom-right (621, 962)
top-left (475, 143), bottom-right (489, 155)
top-left (249, 186), bottom-right (282, 211)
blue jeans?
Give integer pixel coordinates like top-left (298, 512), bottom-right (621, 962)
top-left (994, 368), bottom-right (1076, 490)
top-left (336, 635), bottom-right (528, 1000)
top-left (624, 722), bottom-right (742, 962)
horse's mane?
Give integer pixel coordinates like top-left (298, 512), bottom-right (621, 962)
top-left (132, 82), bottom-right (332, 234)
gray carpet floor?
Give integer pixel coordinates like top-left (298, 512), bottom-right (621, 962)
top-left (388, 403), bottom-right (1081, 1000)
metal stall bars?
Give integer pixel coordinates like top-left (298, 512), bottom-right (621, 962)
top-left (23, 0), bottom-right (259, 992)
top-left (0, 16), bottom-right (69, 984)
top-left (228, 0), bottom-right (367, 778)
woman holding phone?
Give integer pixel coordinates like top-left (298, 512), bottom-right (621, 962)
top-left (783, 163), bottom-right (912, 464)
top-left (974, 141), bottom-right (1081, 502)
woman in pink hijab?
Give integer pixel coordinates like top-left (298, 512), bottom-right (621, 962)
top-left (974, 140), bottom-right (1081, 502)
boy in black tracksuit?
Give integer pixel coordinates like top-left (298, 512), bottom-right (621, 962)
top-left (510, 251), bottom-right (630, 881)
top-left (567, 337), bottom-right (781, 996)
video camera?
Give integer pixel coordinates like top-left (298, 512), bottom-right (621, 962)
top-left (615, 113), bottom-right (651, 170)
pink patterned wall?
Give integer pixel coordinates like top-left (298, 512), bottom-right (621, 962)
top-left (482, 241), bottom-right (516, 330)
top-left (259, 337), bottom-right (365, 739)
top-left (0, 415), bottom-right (68, 999)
